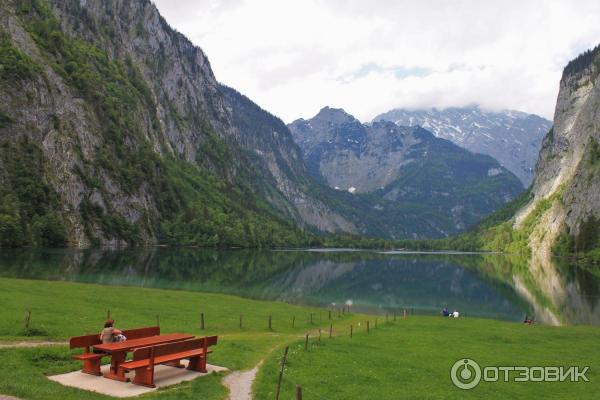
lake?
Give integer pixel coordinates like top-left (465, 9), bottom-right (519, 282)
top-left (0, 248), bottom-right (598, 326)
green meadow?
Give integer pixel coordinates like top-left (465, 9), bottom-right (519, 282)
top-left (255, 316), bottom-right (598, 399)
top-left (0, 277), bottom-right (597, 399)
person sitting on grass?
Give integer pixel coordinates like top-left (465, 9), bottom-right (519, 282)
top-left (442, 307), bottom-right (450, 317)
top-left (100, 319), bottom-right (126, 343)
top-left (452, 309), bottom-right (460, 318)
top-left (523, 315), bottom-right (534, 325)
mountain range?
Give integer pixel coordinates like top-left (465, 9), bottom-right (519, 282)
top-left (374, 106), bottom-right (552, 186)
top-left (0, 0), bottom-right (547, 247)
top-left (289, 107), bottom-right (523, 238)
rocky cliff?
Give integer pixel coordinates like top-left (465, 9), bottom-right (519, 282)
top-left (514, 44), bottom-right (600, 260)
top-left (0, 0), bottom-right (352, 247)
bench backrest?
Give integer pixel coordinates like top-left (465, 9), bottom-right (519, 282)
top-left (133, 336), bottom-right (218, 361)
top-left (122, 326), bottom-right (160, 340)
top-left (69, 334), bottom-right (101, 351)
top-left (70, 326), bottom-right (159, 351)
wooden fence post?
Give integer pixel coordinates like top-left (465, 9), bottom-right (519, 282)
top-left (350, 325), bottom-right (353, 338)
top-left (329, 323), bottom-right (332, 338)
top-left (24, 310), bottom-right (31, 329)
top-left (329, 310), bottom-right (331, 320)
top-left (292, 316), bottom-right (295, 328)
top-left (156, 314), bottom-right (160, 327)
top-left (318, 328), bottom-right (321, 342)
top-left (296, 385), bottom-right (302, 400)
top-left (240, 314), bottom-right (243, 329)
top-left (268, 315), bottom-right (272, 330)
top-left (304, 333), bottom-right (309, 350)
top-left (200, 313), bottom-right (205, 330)
top-left (367, 320), bottom-right (370, 334)
top-left (275, 346), bottom-right (289, 400)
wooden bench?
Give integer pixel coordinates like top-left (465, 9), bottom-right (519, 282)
top-left (118, 336), bottom-right (218, 388)
top-left (122, 326), bottom-right (160, 340)
top-left (69, 334), bottom-right (105, 376)
top-left (69, 326), bottom-right (160, 376)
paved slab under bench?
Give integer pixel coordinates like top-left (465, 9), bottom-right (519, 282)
top-left (48, 360), bottom-right (228, 398)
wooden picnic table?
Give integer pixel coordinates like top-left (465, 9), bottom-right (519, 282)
top-left (93, 333), bottom-right (194, 381)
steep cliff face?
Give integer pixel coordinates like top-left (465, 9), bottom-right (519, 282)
top-left (290, 107), bottom-right (524, 238)
top-left (218, 86), bottom-right (355, 233)
top-left (0, 0), bottom-right (352, 247)
top-left (514, 44), bottom-right (600, 259)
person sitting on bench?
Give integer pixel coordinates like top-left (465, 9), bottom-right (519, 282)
top-left (100, 319), bottom-right (126, 343)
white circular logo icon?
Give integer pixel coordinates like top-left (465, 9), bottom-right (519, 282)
top-left (451, 358), bottom-right (482, 390)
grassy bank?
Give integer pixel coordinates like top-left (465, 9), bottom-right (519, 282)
top-left (255, 316), bottom-right (599, 399)
top-left (0, 278), bottom-right (598, 399)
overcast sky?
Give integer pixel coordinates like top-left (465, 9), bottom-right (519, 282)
top-left (153, 0), bottom-right (600, 123)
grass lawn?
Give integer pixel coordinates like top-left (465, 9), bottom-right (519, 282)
top-left (0, 277), bottom-right (598, 399)
top-left (255, 316), bottom-right (599, 399)
top-left (0, 277), bottom-right (362, 399)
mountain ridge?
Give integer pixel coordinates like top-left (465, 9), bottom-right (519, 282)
top-left (373, 105), bottom-right (552, 185)
top-left (0, 0), bottom-right (355, 247)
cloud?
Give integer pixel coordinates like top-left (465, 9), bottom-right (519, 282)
top-left (153, 0), bottom-right (600, 122)
top-left (337, 63), bottom-right (431, 83)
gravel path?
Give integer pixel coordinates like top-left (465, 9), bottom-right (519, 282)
top-left (222, 361), bottom-right (262, 400)
top-left (0, 341), bottom-right (66, 348)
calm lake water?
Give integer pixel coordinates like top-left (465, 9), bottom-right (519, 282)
top-left (0, 248), bottom-right (598, 326)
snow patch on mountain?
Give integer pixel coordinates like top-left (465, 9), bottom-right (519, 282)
top-left (374, 105), bottom-right (552, 185)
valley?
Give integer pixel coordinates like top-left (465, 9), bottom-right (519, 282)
top-left (0, 1), bottom-right (599, 399)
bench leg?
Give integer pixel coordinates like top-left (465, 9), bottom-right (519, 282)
top-left (187, 356), bottom-right (207, 373)
top-left (81, 358), bottom-right (102, 376)
top-left (103, 352), bottom-right (129, 382)
top-left (132, 367), bottom-right (156, 388)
